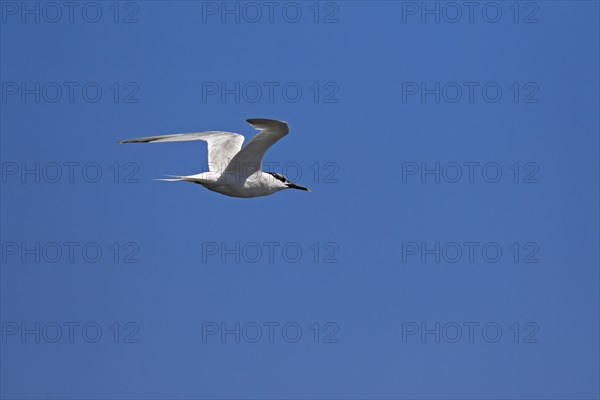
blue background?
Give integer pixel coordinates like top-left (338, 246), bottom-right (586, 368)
top-left (1, 1), bottom-right (599, 399)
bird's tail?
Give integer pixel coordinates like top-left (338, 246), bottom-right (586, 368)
top-left (154, 175), bottom-right (184, 182)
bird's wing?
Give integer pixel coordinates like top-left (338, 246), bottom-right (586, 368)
top-left (119, 131), bottom-right (245, 173)
top-left (223, 119), bottom-right (289, 178)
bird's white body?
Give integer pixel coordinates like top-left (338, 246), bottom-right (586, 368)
top-left (119, 119), bottom-right (310, 198)
top-left (180, 171), bottom-right (287, 198)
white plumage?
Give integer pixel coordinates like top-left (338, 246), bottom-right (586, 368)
top-left (119, 118), bottom-right (311, 198)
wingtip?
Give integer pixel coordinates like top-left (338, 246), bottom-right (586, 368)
top-left (246, 118), bottom-right (288, 125)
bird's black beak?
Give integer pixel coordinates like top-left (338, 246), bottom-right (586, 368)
top-left (287, 183), bottom-right (311, 192)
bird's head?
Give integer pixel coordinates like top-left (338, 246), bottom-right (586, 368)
top-left (266, 172), bottom-right (311, 192)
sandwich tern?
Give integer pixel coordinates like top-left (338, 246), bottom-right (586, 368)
top-left (119, 118), bottom-right (311, 198)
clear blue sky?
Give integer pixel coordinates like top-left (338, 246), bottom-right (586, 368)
top-left (1, 1), bottom-right (599, 399)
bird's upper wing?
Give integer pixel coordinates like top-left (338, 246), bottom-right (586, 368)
top-left (223, 119), bottom-right (289, 178)
top-left (119, 131), bottom-right (245, 173)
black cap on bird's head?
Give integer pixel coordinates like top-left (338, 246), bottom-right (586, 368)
top-left (267, 172), bottom-right (311, 192)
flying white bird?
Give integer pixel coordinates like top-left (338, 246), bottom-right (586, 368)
top-left (119, 118), bottom-right (311, 198)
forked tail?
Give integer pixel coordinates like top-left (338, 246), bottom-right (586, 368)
top-left (154, 175), bottom-right (184, 182)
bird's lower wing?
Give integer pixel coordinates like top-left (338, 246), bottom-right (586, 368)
top-left (223, 119), bottom-right (289, 178)
top-left (119, 131), bottom-right (245, 173)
